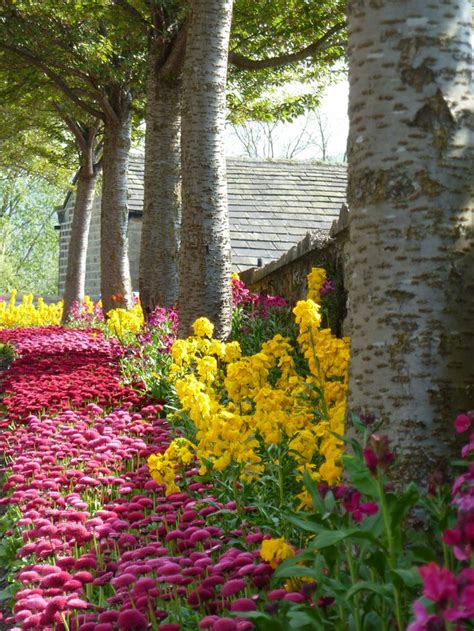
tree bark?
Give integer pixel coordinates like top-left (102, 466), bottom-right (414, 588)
top-left (60, 120), bottom-right (101, 324)
top-left (139, 44), bottom-right (181, 314)
top-left (61, 166), bottom-right (98, 322)
top-left (346, 0), bottom-right (474, 483)
top-left (179, 0), bottom-right (233, 339)
top-left (100, 90), bottom-right (133, 315)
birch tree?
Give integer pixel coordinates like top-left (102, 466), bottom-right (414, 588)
top-left (0, 54), bottom-right (101, 312)
top-left (137, 2), bottom-right (185, 313)
top-left (178, 0), bottom-right (234, 338)
top-left (346, 0), bottom-right (474, 482)
top-left (59, 117), bottom-right (102, 322)
top-left (0, 3), bottom-right (146, 314)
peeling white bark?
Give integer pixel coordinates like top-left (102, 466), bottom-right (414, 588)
top-left (139, 46), bottom-right (181, 313)
top-left (346, 0), bottom-right (474, 482)
top-left (100, 101), bottom-right (133, 316)
top-left (179, 0), bottom-right (233, 339)
top-left (62, 165), bottom-right (98, 322)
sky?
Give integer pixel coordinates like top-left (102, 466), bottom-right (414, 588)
top-left (225, 78), bottom-right (349, 162)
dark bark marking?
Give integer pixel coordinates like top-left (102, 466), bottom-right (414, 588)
top-left (411, 89), bottom-right (455, 152)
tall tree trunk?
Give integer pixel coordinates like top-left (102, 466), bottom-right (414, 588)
top-left (178, 0), bottom-right (233, 339)
top-left (61, 166), bottom-right (98, 322)
top-left (139, 44), bottom-right (181, 314)
top-left (346, 0), bottom-right (474, 483)
top-left (100, 92), bottom-right (133, 315)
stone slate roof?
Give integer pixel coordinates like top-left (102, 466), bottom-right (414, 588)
top-left (125, 152), bottom-right (347, 272)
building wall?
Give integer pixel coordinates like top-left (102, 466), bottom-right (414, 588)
top-left (58, 195), bottom-right (142, 300)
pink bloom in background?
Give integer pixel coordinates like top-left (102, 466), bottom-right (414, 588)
top-left (454, 413), bottom-right (472, 434)
top-left (319, 279), bottom-right (335, 297)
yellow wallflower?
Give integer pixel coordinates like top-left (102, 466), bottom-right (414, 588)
top-left (192, 317), bottom-right (214, 338)
top-left (260, 537), bottom-right (295, 568)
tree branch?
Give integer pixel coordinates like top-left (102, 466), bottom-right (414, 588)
top-left (52, 102), bottom-right (89, 153)
top-left (159, 21), bottom-right (188, 80)
top-left (229, 23), bottom-right (346, 71)
top-left (0, 43), bottom-right (104, 120)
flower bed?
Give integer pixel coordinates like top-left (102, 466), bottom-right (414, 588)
top-left (0, 327), bottom-right (304, 630)
top-left (0, 272), bottom-right (472, 630)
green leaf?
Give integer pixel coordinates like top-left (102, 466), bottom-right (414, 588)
top-left (390, 483), bottom-right (419, 530)
top-left (313, 528), bottom-right (358, 548)
top-left (391, 567), bottom-right (422, 588)
top-left (287, 514), bottom-right (324, 534)
top-left (274, 565), bottom-right (321, 581)
top-left (346, 580), bottom-right (392, 600)
top-left (342, 455), bottom-right (380, 497)
top-left (302, 467), bottom-right (326, 513)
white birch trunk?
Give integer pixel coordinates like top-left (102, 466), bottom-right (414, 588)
top-left (179, 0), bottom-right (233, 339)
top-left (346, 0), bottom-right (474, 482)
top-left (61, 164), bottom-right (98, 322)
top-left (100, 101), bottom-right (133, 316)
top-left (139, 46), bottom-right (181, 313)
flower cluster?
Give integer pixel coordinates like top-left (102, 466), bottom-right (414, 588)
top-left (148, 437), bottom-right (195, 495)
top-left (0, 327), bottom-right (141, 420)
top-left (154, 269), bottom-right (349, 504)
top-left (67, 296), bottom-right (104, 326)
top-left (409, 412), bottom-right (474, 629)
top-left (1, 325), bottom-right (320, 630)
top-left (106, 303), bottom-right (145, 341)
top-left (0, 291), bottom-right (63, 328)
top-left (231, 274), bottom-right (287, 315)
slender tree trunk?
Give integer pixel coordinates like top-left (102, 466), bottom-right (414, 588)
top-left (61, 165), bottom-right (98, 322)
top-left (179, 0), bottom-right (233, 338)
top-left (346, 0), bottom-right (474, 483)
top-left (100, 95), bottom-right (133, 315)
top-left (139, 45), bottom-right (181, 314)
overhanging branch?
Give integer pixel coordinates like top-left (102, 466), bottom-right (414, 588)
top-left (229, 23), bottom-right (346, 71)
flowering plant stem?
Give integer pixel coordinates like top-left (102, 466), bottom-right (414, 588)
top-left (377, 477), bottom-right (403, 631)
top-left (343, 539), bottom-right (363, 631)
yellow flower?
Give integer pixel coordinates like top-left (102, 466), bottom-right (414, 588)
top-left (307, 267), bottom-right (327, 303)
top-left (260, 537), bottom-right (295, 568)
top-left (192, 317), bottom-right (214, 338)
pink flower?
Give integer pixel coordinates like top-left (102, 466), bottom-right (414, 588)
top-left (230, 598), bottom-right (257, 612)
top-left (117, 609), bottom-right (148, 630)
top-left (212, 618), bottom-right (238, 631)
top-left (455, 414), bottom-right (471, 433)
top-left (221, 579), bottom-right (247, 597)
top-left (419, 562), bottom-right (458, 605)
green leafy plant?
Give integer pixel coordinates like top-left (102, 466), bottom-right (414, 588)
top-left (244, 416), bottom-right (459, 631)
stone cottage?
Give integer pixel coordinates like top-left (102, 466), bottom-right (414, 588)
top-left (56, 151), bottom-right (347, 298)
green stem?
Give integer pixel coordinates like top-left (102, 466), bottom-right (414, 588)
top-left (378, 478), bottom-right (403, 631)
top-left (334, 548), bottom-right (346, 625)
top-left (277, 462), bottom-right (285, 507)
top-left (343, 540), bottom-right (363, 631)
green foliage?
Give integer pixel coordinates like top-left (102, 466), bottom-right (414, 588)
top-left (228, 0), bottom-right (347, 122)
top-left (0, 171), bottom-right (61, 295)
top-left (0, 342), bottom-right (16, 364)
top-left (246, 421), bottom-right (457, 631)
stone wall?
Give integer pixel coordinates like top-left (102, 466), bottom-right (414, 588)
top-left (240, 205), bottom-right (350, 336)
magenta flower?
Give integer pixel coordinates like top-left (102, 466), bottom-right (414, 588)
top-left (454, 413), bottom-right (471, 433)
top-left (117, 609), bottom-right (148, 630)
top-left (221, 579), bottom-right (247, 597)
top-left (230, 598), bottom-right (257, 612)
top-left (212, 618), bottom-right (238, 631)
top-left (418, 562), bottom-right (458, 605)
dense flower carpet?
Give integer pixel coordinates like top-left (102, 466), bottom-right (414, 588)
top-left (0, 283), bottom-right (473, 630)
top-left (0, 327), bottom-right (292, 631)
